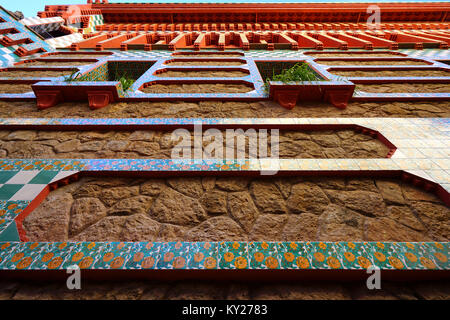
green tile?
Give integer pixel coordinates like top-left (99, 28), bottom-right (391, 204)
top-left (28, 171), bottom-right (59, 184)
top-left (0, 221), bottom-right (20, 242)
top-left (0, 171), bottom-right (19, 184)
top-left (0, 184), bottom-right (23, 200)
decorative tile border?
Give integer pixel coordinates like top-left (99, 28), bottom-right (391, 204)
top-left (0, 241), bottom-right (447, 272)
top-left (0, 201), bottom-right (30, 237)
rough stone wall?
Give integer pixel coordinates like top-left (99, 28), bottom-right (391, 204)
top-left (0, 84), bottom-right (33, 94)
top-left (332, 70), bottom-right (450, 77)
top-left (308, 53), bottom-right (406, 57)
top-left (23, 61), bottom-right (93, 67)
top-left (23, 176), bottom-right (449, 243)
top-left (167, 61), bottom-right (244, 65)
top-left (0, 279), bottom-right (449, 300)
top-left (0, 70), bottom-right (74, 78)
top-left (141, 83), bottom-right (254, 93)
top-left (156, 70), bottom-right (249, 77)
top-left (318, 60), bottom-right (428, 65)
top-left (1, 100), bottom-right (448, 118)
top-left (0, 129), bottom-right (389, 159)
top-left (358, 83), bottom-right (450, 94)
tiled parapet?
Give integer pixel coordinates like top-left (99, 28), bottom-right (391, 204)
top-left (0, 115), bottom-right (446, 243)
top-left (16, 170), bottom-right (448, 239)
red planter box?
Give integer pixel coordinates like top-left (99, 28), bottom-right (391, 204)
top-left (32, 81), bottom-right (121, 110)
top-left (268, 81), bottom-right (355, 109)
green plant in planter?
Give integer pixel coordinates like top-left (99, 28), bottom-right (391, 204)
top-left (63, 66), bottom-right (135, 91)
top-left (113, 67), bottom-right (135, 91)
top-left (63, 68), bottom-right (82, 82)
top-left (117, 73), bottom-right (134, 91)
top-left (353, 85), bottom-right (362, 95)
top-left (263, 63), bottom-right (323, 92)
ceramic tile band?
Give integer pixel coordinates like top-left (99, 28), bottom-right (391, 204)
top-left (0, 241), bottom-right (447, 271)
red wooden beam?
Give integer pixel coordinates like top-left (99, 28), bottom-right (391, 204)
top-left (351, 31), bottom-right (398, 49)
top-left (311, 31), bottom-right (348, 50)
top-left (96, 32), bottom-right (138, 50)
top-left (330, 31), bottom-right (373, 49)
top-left (71, 33), bottom-right (110, 50)
top-left (288, 31), bottom-right (323, 50)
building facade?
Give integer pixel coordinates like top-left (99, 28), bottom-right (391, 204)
top-left (0, 1), bottom-right (448, 299)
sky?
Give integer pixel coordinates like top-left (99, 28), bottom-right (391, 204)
top-left (0, 0), bottom-right (448, 19)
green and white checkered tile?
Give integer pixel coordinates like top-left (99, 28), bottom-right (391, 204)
top-left (0, 167), bottom-right (78, 240)
top-left (0, 200), bottom-right (30, 239)
top-left (0, 170), bottom-right (78, 201)
top-left (0, 170), bottom-right (53, 201)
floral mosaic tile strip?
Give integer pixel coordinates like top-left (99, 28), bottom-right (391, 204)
top-left (0, 241), bottom-right (447, 271)
top-left (0, 201), bottom-right (30, 235)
